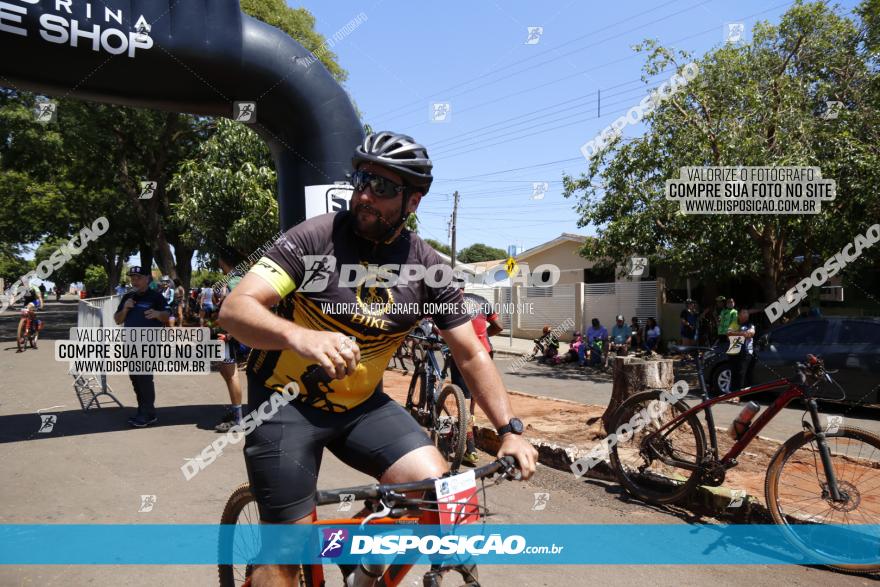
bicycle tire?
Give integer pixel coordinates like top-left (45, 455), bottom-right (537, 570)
top-left (433, 384), bottom-right (468, 472)
top-left (765, 426), bottom-right (880, 575)
top-left (218, 483), bottom-right (312, 587)
top-left (608, 390), bottom-right (706, 505)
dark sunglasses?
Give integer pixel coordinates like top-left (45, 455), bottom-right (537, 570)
top-left (351, 169), bottom-right (408, 199)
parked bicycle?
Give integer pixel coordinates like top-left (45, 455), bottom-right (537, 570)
top-left (404, 333), bottom-right (469, 471)
top-left (609, 346), bottom-right (880, 574)
top-left (218, 456), bottom-right (519, 587)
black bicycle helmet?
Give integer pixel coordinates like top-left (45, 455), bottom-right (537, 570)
top-left (352, 131), bottom-right (433, 193)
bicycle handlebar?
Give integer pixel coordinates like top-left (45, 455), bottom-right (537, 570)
top-left (314, 456), bottom-right (517, 506)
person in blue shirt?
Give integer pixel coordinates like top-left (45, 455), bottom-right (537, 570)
top-left (113, 266), bottom-right (169, 427)
top-left (605, 315), bottom-right (633, 368)
top-left (579, 318), bottom-right (608, 368)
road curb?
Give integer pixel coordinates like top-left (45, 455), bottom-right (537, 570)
top-left (473, 425), bottom-right (769, 522)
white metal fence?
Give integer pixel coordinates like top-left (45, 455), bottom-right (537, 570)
top-left (520, 284), bottom-right (576, 331)
top-left (583, 281), bottom-right (658, 329)
top-left (77, 295), bottom-right (120, 329)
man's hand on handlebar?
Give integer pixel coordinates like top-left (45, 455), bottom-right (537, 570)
top-left (497, 434), bottom-right (538, 480)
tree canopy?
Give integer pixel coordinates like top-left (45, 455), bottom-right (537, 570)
top-left (563, 0), bottom-right (880, 301)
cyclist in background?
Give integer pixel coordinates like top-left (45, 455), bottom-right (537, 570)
top-left (20, 279), bottom-right (43, 310)
top-left (219, 131), bottom-right (537, 587)
top-left (448, 289), bottom-right (503, 466)
top-left (16, 302), bottom-right (43, 351)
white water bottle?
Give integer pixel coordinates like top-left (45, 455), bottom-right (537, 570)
top-left (727, 401), bottom-right (760, 439)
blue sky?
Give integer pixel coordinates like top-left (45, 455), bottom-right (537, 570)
top-left (304, 0), bottom-right (861, 253)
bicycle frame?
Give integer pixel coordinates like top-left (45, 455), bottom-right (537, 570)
top-left (647, 359), bottom-right (847, 501)
top-left (294, 458), bottom-right (510, 587)
top-left (300, 503), bottom-right (439, 586)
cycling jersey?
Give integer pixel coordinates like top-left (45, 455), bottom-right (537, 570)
top-left (247, 211), bottom-right (470, 412)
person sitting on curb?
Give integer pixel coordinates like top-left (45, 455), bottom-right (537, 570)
top-left (606, 315), bottom-right (632, 368)
top-left (535, 325), bottom-right (559, 364)
top-left (642, 317), bottom-right (661, 353)
top-left (580, 318), bottom-right (608, 368)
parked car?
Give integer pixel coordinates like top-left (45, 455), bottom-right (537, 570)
top-left (703, 316), bottom-right (880, 405)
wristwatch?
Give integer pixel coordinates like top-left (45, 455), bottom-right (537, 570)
top-left (496, 417), bottom-right (524, 437)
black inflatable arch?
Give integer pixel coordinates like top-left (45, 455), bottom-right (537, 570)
top-left (0, 0), bottom-right (363, 230)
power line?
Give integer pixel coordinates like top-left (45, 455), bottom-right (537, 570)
top-left (370, 0), bottom-right (698, 123)
top-left (430, 85), bottom-right (661, 158)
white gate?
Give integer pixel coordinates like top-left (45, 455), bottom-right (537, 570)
top-left (583, 281), bottom-right (658, 329)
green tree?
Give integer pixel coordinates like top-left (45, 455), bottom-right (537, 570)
top-left (83, 265), bottom-right (108, 297)
top-left (171, 118), bottom-right (278, 260)
top-left (458, 243), bottom-right (507, 263)
top-left (424, 238), bottom-right (451, 256)
top-left (563, 1), bottom-right (879, 301)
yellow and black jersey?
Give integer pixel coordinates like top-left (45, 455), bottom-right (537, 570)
top-left (247, 211), bottom-right (470, 412)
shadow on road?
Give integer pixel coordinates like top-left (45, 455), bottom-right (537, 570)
top-left (0, 403), bottom-right (229, 444)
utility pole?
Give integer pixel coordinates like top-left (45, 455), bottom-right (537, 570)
top-left (450, 190), bottom-right (459, 268)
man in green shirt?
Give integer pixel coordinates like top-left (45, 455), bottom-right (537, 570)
top-left (718, 296), bottom-right (739, 350)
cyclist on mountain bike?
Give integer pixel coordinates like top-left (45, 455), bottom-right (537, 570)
top-left (219, 131), bottom-right (537, 587)
top-left (17, 302), bottom-right (43, 351)
top-left (20, 279), bottom-right (43, 310)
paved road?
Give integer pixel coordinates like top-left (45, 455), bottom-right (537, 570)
top-left (0, 299), bottom-right (877, 586)
top-left (494, 357), bottom-right (880, 441)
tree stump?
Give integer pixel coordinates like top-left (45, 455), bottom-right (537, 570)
top-left (600, 355), bottom-right (675, 433)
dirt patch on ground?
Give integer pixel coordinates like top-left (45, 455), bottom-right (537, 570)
top-left (382, 368), bottom-right (786, 504)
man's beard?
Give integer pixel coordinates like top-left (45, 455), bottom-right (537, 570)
top-left (353, 203), bottom-right (399, 241)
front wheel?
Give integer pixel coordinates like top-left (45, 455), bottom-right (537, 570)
top-left (609, 390), bottom-right (706, 504)
top-left (218, 484), bottom-right (312, 587)
top-left (433, 384), bottom-right (469, 472)
top-left (765, 426), bottom-right (880, 574)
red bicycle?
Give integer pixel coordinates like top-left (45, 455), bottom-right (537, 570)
top-left (218, 456), bottom-right (519, 586)
top-left (609, 348), bottom-right (880, 574)
top-left (16, 309), bottom-right (40, 352)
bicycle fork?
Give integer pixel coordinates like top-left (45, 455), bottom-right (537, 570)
top-left (806, 399), bottom-right (846, 503)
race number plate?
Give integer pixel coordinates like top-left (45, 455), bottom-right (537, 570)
top-left (435, 470), bottom-right (479, 525)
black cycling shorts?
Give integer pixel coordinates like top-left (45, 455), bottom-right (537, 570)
top-left (243, 374), bottom-right (434, 523)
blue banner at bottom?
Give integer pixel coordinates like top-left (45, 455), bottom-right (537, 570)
top-left (0, 524), bottom-right (878, 566)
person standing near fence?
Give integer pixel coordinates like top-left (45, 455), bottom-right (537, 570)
top-left (113, 266), bottom-right (169, 428)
